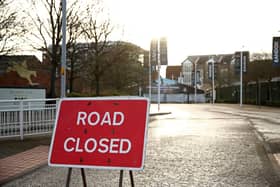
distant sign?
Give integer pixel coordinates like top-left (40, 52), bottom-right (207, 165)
top-left (150, 38), bottom-right (168, 66)
top-left (273, 37), bottom-right (280, 66)
top-left (159, 37), bottom-right (168, 65)
top-left (150, 39), bottom-right (158, 66)
top-left (48, 97), bottom-right (149, 170)
top-left (234, 51), bottom-right (249, 74)
top-left (208, 62), bottom-right (217, 80)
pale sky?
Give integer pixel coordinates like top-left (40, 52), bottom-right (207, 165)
top-left (103, 0), bottom-right (280, 65)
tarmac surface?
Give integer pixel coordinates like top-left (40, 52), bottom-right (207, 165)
top-left (1, 103), bottom-right (280, 186)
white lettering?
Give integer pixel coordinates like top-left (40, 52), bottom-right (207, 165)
top-left (113, 112), bottom-right (124, 126)
top-left (63, 137), bottom-right (131, 154)
top-left (119, 139), bottom-right (131, 154)
top-left (101, 112), bottom-right (111, 126)
top-left (98, 138), bottom-right (109, 153)
top-left (84, 138), bottom-right (97, 153)
top-left (88, 112), bottom-right (100, 126)
top-left (76, 112), bottom-right (87, 125)
top-left (274, 41), bottom-right (279, 64)
top-left (110, 139), bottom-right (119, 153)
top-left (75, 138), bottom-right (83, 152)
top-left (64, 137), bottom-right (75, 152)
top-left (76, 111), bottom-right (125, 126)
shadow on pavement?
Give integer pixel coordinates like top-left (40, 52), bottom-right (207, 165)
top-left (0, 135), bottom-right (51, 159)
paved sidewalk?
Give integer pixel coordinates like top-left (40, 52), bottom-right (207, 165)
top-left (0, 145), bottom-right (49, 185)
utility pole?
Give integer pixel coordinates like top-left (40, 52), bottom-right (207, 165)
top-left (157, 39), bottom-right (161, 111)
top-left (194, 62), bottom-right (197, 103)
top-left (60, 0), bottom-right (67, 98)
top-left (240, 51), bottom-right (243, 107)
top-left (212, 57), bottom-right (215, 104)
top-left (148, 52), bottom-right (151, 101)
top-left (194, 57), bottom-right (199, 103)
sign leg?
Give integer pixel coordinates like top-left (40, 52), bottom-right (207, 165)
top-left (81, 168), bottom-right (87, 187)
top-left (119, 170), bottom-right (124, 187)
top-left (129, 170), bottom-right (135, 187)
top-left (66, 168), bottom-right (72, 187)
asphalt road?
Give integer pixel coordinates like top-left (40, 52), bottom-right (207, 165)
top-left (3, 104), bottom-right (280, 186)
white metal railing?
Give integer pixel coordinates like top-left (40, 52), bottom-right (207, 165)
top-left (0, 98), bottom-right (59, 140)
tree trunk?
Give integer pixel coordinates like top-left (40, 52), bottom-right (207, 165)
top-left (69, 58), bottom-right (74, 93)
top-left (95, 74), bottom-right (100, 96)
top-left (50, 63), bottom-right (57, 98)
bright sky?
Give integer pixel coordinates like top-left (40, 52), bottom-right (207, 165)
top-left (103, 0), bottom-right (280, 65)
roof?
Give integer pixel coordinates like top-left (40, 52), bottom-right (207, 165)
top-left (182, 54), bottom-right (234, 65)
top-left (166, 66), bottom-right (181, 79)
top-left (182, 55), bottom-right (213, 65)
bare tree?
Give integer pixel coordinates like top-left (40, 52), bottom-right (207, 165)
top-left (81, 5), bottom-right (115, 96)
top-left (26, 0), bottom-right (81, 97)
top-left (0, 0), bottom-right (26, 54)
top-left (25, 0), bottom-right (63, 97)
top-left (66, 4), bottom-right (83, 93)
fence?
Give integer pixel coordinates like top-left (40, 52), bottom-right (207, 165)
top-left (0, 98), bottom-right (59, 140)
top-left (144, 93), bottom-right (206, 103)
top-left (216, 80), bottom-right (280, 106)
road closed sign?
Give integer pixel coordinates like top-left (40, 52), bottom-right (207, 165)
top-left (48, 97), bottom-right (149, 170)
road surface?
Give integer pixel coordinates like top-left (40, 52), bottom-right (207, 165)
top-left (3, 104), bottom-right (280, 186)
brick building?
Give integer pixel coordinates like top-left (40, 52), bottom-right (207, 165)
top-left (166, 66), bottom-right (181, 81)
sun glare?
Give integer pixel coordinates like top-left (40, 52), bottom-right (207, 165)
top-left (104, 0), bottom-right (280, 64)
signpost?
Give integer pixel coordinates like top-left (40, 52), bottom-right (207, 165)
top-left (150, 37), bottom-right (168, 111)
top-left (48, 97), bottom-right (149, 185)
top-left (234, 51), bottom-right (249, 74)
top-left (234, 51), bottom-right (249, 107)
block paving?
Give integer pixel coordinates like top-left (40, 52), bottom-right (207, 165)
top-left (0, 145), bottom-right (49, 185)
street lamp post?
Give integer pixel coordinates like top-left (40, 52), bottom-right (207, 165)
top-left (193, 57), bottom-right (199, 103)
top-left (240, 51), bottom-right (243, 107)
top-left (157, 40), bottom-right (161, 111)
top-left (194, 62), bottom-right (197, 103)
top-left (60, 0), bottom-right (67, 98)
top-left (148, 52), bottom-right (151, 101)
top-left (212, 57), bottom-right (215, 104)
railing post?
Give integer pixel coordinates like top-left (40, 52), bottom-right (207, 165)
top-left (19, 100), bottom-right (24, 140)
top-left (28, 102), bottom-right (31, 127)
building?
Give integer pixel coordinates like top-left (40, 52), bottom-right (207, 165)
top-left (179, 55), bottom-right (211, 89)
top-left (179, 54), bottom-right (235, 101)
top-left (166, 66), bottom-right (181, 81)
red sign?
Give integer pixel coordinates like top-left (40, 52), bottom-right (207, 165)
top-left (48, 97), bottom-right (149, 170)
